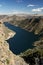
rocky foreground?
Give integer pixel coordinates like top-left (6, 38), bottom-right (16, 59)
top-left (0, 22), bottom-right (29, 65)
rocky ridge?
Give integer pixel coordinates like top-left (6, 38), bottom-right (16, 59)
top-left (0, 15), bottom-right (43, 35)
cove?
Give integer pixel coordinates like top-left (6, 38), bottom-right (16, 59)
top-left (4, 22), bottom-right (38, 54)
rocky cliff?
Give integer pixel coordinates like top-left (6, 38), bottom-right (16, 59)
top-left (0, 15), bottom-right (43, 35)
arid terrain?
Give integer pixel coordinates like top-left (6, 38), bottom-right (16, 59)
top-left (0, 20), bottom-right (29, 65)
top-left (0, 14), bottom-right (43, 65)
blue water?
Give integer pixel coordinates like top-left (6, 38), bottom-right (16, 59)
top-left (4, 22), bottom-right (38, 54)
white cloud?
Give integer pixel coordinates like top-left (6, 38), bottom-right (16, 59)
top-left (27, 4), bottom-right (36, 7)
top-left (9, 11), bottom-right (29, 15)
top-left (0, 10), bottom-right (30, 15)
top-left (32, 7), bottom-right (43, 12)
top-left (32, 9), bottom-right (41, 12)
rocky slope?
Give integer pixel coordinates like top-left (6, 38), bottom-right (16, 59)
top-left (0, 21), bottom-right (29, 65)
top-left (11, 16), bottom-right (42, 35)
top-left (0, 15), bottom-right (43, 35)
top-left (3, 24), bottom-right (16, 40)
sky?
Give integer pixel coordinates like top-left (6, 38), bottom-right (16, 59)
top-left (0, 0), bottom-right (43, 15)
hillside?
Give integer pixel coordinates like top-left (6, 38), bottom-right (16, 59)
top-left (0, 15), bottom-right (42, 35)
top-left (8, 16), bottom-right (43, 35)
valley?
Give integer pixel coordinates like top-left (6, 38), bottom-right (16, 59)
top-left (0, 14), bottom-right (43, 65)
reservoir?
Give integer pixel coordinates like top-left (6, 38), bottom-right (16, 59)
top-left (4, 22), bottom-right (38, 54)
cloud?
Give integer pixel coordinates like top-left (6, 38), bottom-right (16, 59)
top-left (0, 4), bottom-right (2, 7)
top-left (32, 7), bottom-right (43, 12)
top-left (9, 11), bottom-right (29, 14)
top-left (32, 9), bottom-right (41, 12)
top-left (27, 4), bottom-right (36, 7)
top-left (0, 10), bottom-right (30, 15)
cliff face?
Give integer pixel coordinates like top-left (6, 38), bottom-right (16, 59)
top-left (0, 15), bottom-right (42, 35)
top-left (0, 22), bottom-right (29, 65)
top-left (18, 17), bottom-right (43, 34)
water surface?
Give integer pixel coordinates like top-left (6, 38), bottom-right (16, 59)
top-left (4, 22), bottom-right (38, 54)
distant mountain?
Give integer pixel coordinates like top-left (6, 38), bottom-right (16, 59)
top-left (0, 15), bottom-right (8, 20)
top-left (2, 15), bottom-right (42, 35)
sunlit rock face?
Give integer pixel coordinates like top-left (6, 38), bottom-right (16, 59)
top-left (0, 22), bottom-right (29, 65)
top-left (3, 24), bottom-right (16, 40)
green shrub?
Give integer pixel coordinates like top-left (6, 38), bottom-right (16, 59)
top-left (6, 59), bottom-right (9, 64)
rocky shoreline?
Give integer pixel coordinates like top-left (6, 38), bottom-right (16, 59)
top-left (0, 22), bottom-right (29, 65)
